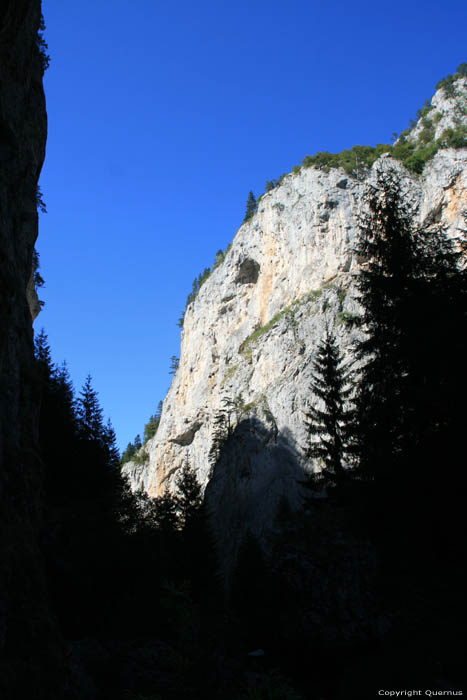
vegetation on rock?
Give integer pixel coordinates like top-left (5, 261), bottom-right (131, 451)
top-left (121, 401), bottom-right (163, 465)
top-left (35, 14), bottom-right (50, 74)
top-left (261, 64), bottom-right (466, 188)
top-left (177, 244), bottom-right (231, 328)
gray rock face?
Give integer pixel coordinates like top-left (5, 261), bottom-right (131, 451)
top-left (0, 3), bottom-right (63, 696)
top-left (123, 83), bottom-right (467, 558)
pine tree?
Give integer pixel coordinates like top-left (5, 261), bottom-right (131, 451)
top-left (134, 434), bottom-right (142, 450)
top-left (34, 334), bottom-right (79, 505)
top-left (77, 374), bottom-right (104, 442)
top-left (304, 330), bottom-right (357, 488)
top-left (354, 166), bottom-right (467, 493)
top-left (169, 355), bottom-right (179, 375)
top-left (353, 168), bottom-right (421, 480)
top-left (53, 361), bottom-right (77, 428)
top-left (103, 418), bottom-right (120, 469)
top-left (208, 410), bottom-right (231, 470)
top-left (243, 191), bottom-right (257, 222)
top-left (175, 461), bottom-right (203, 528)
top-left (143, 401), bottom-right (163, 443)
top-left (34, 328), bottom-right (54, 379)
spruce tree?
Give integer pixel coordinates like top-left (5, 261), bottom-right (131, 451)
top-left (134, 434), bottom-right (142, 450)
top-left (304, 330), bottom-right (356, 488)
top-left (353, 166), bottom-right (466, 549)
top-left (169, 355), bottom-right (179, 375)
top-left (103, 418), bottom-right (120, 469)
top-left (243, 191), bottom-right (257, 222)
top-left (143, 401), bottom-right (163, 443)
top-left (34, 328), bottom-right (54, 379)
top-left (175, 461), bottom-right (203, 528)
top-left (77, 374), bottom-right (104, 443)
top-left (353, 168), bottom-right (421, 480)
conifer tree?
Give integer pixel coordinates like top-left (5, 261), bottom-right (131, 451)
top-left (52, 361), bottom-right (77, 433)
top-left (169, 355), bottom-right (179, 375)
top-left (243, 191), bottom-right (257, 222)
top-left (77, 374), bottom-right (105, 443)
top-left (304, 330), bottom-right (356, 487)
top-left (103, 418), bottom-right (120, 469)
top-left (134, 433), bottom-right (142, 450)
top-left (175, 461), bottom-right (203, 528)
top-left (354, 167), bottom-right (467, 490)
top-left (353, 169), bottom-right (421, 480)
top-left (34, 328), bottom-right (54, 379)
top-left (143, 401), bottom-right (163, 443)
top-left (208, 410), bottom-right (232, 470)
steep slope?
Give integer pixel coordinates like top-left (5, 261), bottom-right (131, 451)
top-left (0, 3), bottom-right (63, 697)
top-left (124, 78), bottom-right (467, 553)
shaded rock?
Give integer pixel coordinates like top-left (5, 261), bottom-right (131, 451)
top-left (170, 420), bottom-right (202, 446)
top-left (235, 257), bottom-right (261, 284)
top-left (0, 3), bottom-right (64, 698)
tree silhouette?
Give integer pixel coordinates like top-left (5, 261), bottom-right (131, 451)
top-left (34, 328), bottom-right (54, 379)
top-left (77, 374), bottom-right (104, 443)
top-left (354, 168), bottom-right (466, 485)
top-left (304, 330), bottom-right (357, 488)
top-left (352, 168), bottom-right (423, 481)
top-left (103, 418), bottom-right (120, 469)
top-left (175, 461), bottom-right (203, 528)
top-left (352, 167), bottom-right (467, 560)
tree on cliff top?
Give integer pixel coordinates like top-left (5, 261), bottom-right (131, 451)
top-left (243, 191), bottom-right (257, 222)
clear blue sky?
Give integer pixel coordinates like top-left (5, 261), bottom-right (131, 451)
top-left (38, 0), bottom-right (466, 450)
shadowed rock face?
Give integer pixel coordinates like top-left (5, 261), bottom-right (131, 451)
top-left (0, 3), bottom-right (63, 696)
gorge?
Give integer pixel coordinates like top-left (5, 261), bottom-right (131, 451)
top-left (123, 74), bottom-right (467, 564)
top-left (1, 3), bottom-right (466, 695)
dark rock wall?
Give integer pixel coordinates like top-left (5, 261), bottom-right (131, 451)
top-left (0, 2), bottom-right (63, 696)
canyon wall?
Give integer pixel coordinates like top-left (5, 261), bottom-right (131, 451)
top-left (124, 79), bottom-right (467, 560)
top-left (0, 3), bottom-right (63, 696)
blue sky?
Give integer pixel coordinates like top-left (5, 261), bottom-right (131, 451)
top-left (38, 0), bottom-right (466, 450)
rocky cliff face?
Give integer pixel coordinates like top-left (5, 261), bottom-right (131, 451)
top-left (407, 76), bottom-right (467, 143)
top-left (124, 80), bottom-right (467, 557)
top-left (0, 3), bottom-right (62, 696)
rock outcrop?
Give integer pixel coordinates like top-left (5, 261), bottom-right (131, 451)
top-left (406, 76), bottom-right (467, 143)
top-left (124, 78), bottom-right (467, 560)
top-left (0, 3), bottom-right (63, 697)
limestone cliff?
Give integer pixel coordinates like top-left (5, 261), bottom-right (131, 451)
top-left (124, 78), bottom-right (467, 552)
top-left (0, 3), bottom-right (63, 697)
